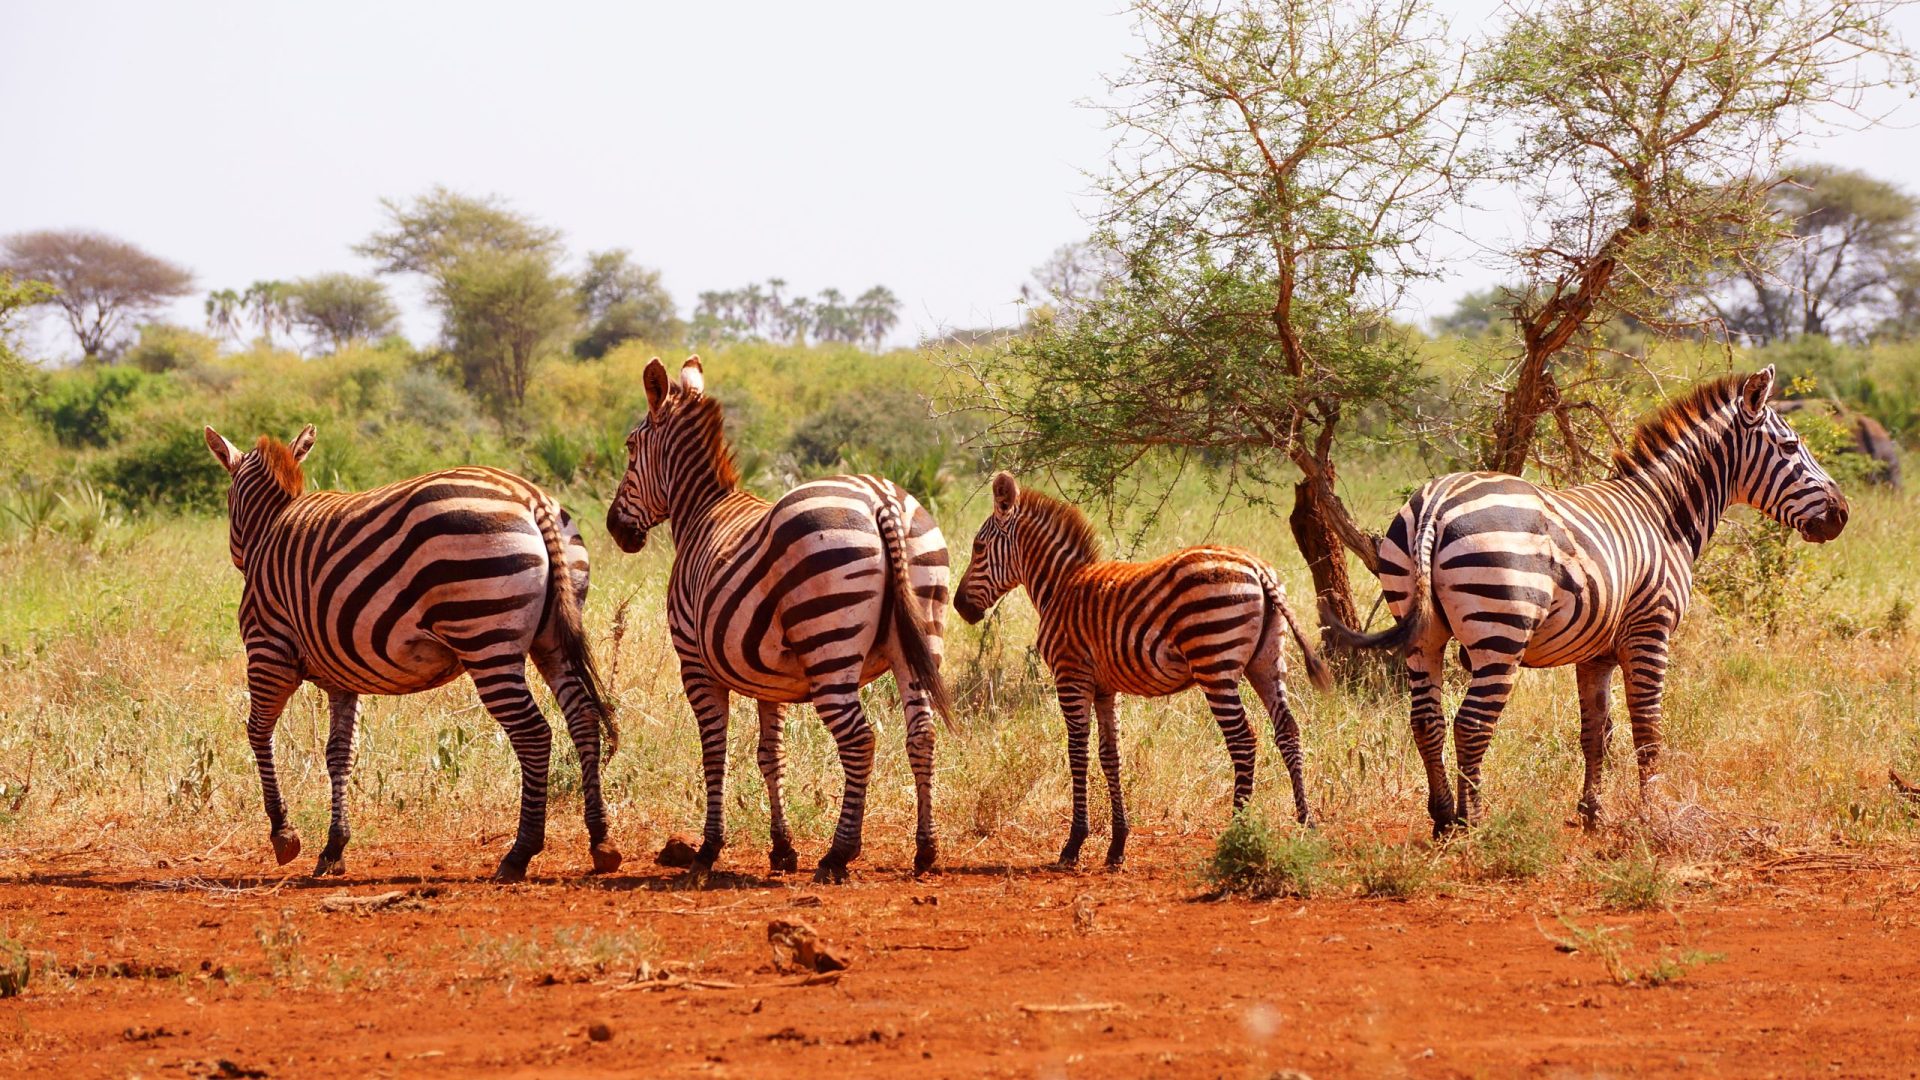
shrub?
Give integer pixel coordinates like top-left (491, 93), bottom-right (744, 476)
top-left (1467, 805), bottom-right (1561, 881)
top-left (124, 324), bottom-right (219, 374)
top-left (94, 419), bottom-right (230, 511)
top-left (1590, 841), bottom-right (1674, 911)
top-left (1198, 810), bottom-right (1331, 898)
top-left (27, 365), bottom-right (171, 448)
top-left (1347, 839), bottom-right (1440, 898)
top-left (787, 383), bottom-right (955, 469)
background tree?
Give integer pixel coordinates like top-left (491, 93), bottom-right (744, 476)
top-left (1710, 164), bottom-right (1919, 344)
top-left (204, 288), bottom-right (245, 346)
top-left (854, 285), bottom-right (901, 350)
top-left (0, 229), bottom-right (193, 362)
top-left (286, 273), bottom-right (400, 352)
top-left (1, 272), bottom-right (56, 371)
top-left (242, 280), bottom-right (293, 349)
top-left (357, 188), bottom-right (569, 412)
top-left (692, 279), bottom-right (900, 350)
top-left (1020, 238), bottom-right (1126, 321)
top-left (955, 0), bottom-right (1462, 635)
top-left (573, 249), bottom-right (681, 358)
top-left (1472, 0), bottom-right (1914, 478)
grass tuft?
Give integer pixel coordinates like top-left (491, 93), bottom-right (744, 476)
top-left (1590, 841), bottom-right (1675, 911)
top-left (1548, 915), bottom-right (1723, 988)
top-left (1198, 811), bottom-right (1332, 899)
top-left (1346, 839), bottom-right (1441, 899)
top-left (1466, 805), bottom-right (1562, 881)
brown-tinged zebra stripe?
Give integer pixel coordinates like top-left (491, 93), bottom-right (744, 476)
top-left (1326, 367), bottom-right (1849, 833)
top-left (203, 424), bottom-right (618, 881)
top-left (953, 471), bottom-right (1331, 868)
top-left (606, 357), bottom-right (951, 883)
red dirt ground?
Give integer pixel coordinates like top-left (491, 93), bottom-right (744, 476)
top-left (2, 832), bottom-right (1917, 1079)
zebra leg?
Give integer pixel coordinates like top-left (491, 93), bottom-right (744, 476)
top-left (314, 690), bottom-right (360, 877)
top-left (1094, 693), bottom-right (1129, 868)
top-left (1202, 680), bottom-right (1259, 813)
top-left (756, 700), bottom-right (799, 874)
top-left (680, 671), bottom-right (732, 874)
top-left (1249, 666), bottom-right (1312, 826)
top-left (902, 679), bottom-right (940, 877)
top-left (1621, 636), bottom-right (1672, 804)
top-left (1575, 658), bottom-right (1618, 829)
top-left (1406, 640), bottom-right (1455, 835)
top-left (243, 654), bottom-right (302, 866)
top-left (1054, 679), bottom-right (1094, 869)
top-left (1449, 652), bottom-right (1519, 830)
top-left (532, 651), bottom-right (621, 875)
top-left (469, 658), bottom-right (553, 882)
top-left (812, 684), bottom-right (876, 885)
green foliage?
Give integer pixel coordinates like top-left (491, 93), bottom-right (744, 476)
top-left (1590, 842), bottom-right (1675, 911)
top-left (1549, 916), bottom-right (1723, 988)
top-left (1346, 839), bottom-right (1440, 898)
top-left (787, 383), bottom-right (951, 468)
top-left (94, 417), bottom-right (234, 511)
top-left (125, 323), bottom-right (219, 374)
top-left (574, 249), bottom-right (680, 359)
top-left (1466, 805), bottom-right (1562, 881)
top-left (286, 273), bottom-right (400, 352)
top-left (1198, 810), bottom-right (1332, 898)
top-left (1695, 518), bottom-right (1822, 635)
top-left (692, 278), bottom-right (900, 350)
top-left (26, 365), bottom-right (172, 448)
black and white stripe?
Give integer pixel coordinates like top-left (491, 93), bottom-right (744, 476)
top-left (204, 424), bottom-right (619, 881)
top-left (1327, 366), bottom-right (1850, 832)
top-left (606, 357), bottom-right (951, 883)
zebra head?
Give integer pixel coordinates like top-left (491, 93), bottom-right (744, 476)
top-left (953, 471), bottom-right (1026, 624)
top-left (607, 357), bottom-right (712, 553)
top-left (204, 423), bottom-right (314, 570)
top-left (1733, 365), bottom-right (1850, 544)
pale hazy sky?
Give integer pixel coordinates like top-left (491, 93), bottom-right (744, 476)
top-left (5, 1), bottom-right (1918, 358)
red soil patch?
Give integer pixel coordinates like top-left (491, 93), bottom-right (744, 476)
top-left (2, 835), bottom-right (1917, 1077)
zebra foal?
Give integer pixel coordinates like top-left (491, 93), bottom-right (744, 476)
top-left (1326, 366), bottom-right (1849, 833)
top-left (953, 472), bottom-right (1331, 868)
top-left (204, 425), bottom-right (620, 881)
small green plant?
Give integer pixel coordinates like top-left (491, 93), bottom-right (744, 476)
top-left (433, 724), bottom-right (474, 782)
top-left (1468, 805), bottom-right (1561, 881)
top-left (0, 928), bottom-right (31, 998)
top-left (256, 909), bottom-right (306, 981)
top-left (459, 925), bottom-right (657, 981)
top-left (1547, 915), bottom-right (1723, 988)
top-left (1198, 810), bottom-right (1331, 899)
top-left (1590, 842), bottom-right (1674, 911)
top-left (1346, 839), bottom-right (1440, 899)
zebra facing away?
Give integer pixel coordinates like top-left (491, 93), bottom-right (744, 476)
top-left (203, 425), bottom-right (620, 881)
top-left (1325, 366), bottom-right (1849, 834)
top-left (953, 472), bottom-right (1332, 869)
top-left (605, 357), bottom-right (952, 883)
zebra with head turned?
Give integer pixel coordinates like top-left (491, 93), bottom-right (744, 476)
top-left (952, 472), bottom-right (1332, 868)
top-left (606, 357), bottom-right (951, 883)
top-left (1325, 366), bottom-right (1849, 834)
top-left (203, 425), bottom-right (620, 881)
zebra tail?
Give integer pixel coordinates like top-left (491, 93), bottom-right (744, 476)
top-left (1318, 500), bottom-right (1438, 655)
top-left (1263, 571), bottom-right (1333, 693)
top-left (536, 502), bottom-right (619, 759)
top-left (877, 498), bottom-right (955, 732)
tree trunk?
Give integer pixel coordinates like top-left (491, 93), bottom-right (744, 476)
top-left (1290, 479), bottom-right (1393, 683)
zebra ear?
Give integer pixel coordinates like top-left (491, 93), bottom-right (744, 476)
top-left (680, 356), bottom-right (705, 397)
top-left (1740, 365), bottom-right (1776, 421)
top-left (991, 471), bottom-right (1019, 515)
top-left (204, 426), bottom-right (240, 474)
top-left (643, 358), bottom-right (671, 415)
top-left (288, 424), bottom-right (316, 462)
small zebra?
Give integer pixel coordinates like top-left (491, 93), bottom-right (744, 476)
top-left (606, 357), bottom-right (952, 883)
top-left (1325, 366), bottom-right (1849, 833)
top-left (203, 425), bottom-right (620, 881)
top-left (953, 472), bottom-right (1331, 868)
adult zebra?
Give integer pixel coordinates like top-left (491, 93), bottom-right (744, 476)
top-left (203, 425), bottom-right (620, 881)
top-left (953, 472), bottom-right (1331, 868)
top-left (606, 357), bottom-right (951, 883)
top-left (1325, 366), bottom-right (1849, 834)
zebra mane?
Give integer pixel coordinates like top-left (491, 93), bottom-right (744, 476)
top-left (1610, 373), bottom-right (1746, 478)
top-left (252, 436), bottom-right (306, 498)
top-left (672, 390), bottom-right (741, 490)
top-left (1016, 487), bottom-right (1103, 565)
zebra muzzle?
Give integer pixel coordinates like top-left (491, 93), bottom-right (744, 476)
top-left (1801, 501), bottom-right (1848, 544)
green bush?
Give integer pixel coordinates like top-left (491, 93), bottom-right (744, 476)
top-left (1198, 810), bottom-right (1332, 898)
top-left (1467, 805), bottom-right (1561, 881)
top-left (125, 324), bottom-right (219, 374)
top-left (27, 366), bottom-right (172, 448)
top-left (94, 419), bottom-right (231, 511)
top-left (1346, 839), bottom-right (1440, 898)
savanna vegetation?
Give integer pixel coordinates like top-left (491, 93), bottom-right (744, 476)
top-left (2, 0), bottom-right (1918, 905)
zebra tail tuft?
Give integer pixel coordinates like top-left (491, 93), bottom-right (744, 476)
top-left (877, 500), bottom-right (955, 732)
top-left (538, 505), bottom-right (619, 759)
top-left (1318, 497), bottom-right (1438, 656)
top-left (1264, 573), bottom-right (1334, 693)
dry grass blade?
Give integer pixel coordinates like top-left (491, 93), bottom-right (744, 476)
top-left (1017, 1001), bottom-right (1121, 1015)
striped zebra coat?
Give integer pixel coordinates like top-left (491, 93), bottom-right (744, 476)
top-left (953, 472), bottom-right (1331, 868)
top-left (606, 358), bottom-right (951, 883)
top-left (203, 425), bottom-right (619, 881)
top-left (1326, 367), bottom-right (1849, 833)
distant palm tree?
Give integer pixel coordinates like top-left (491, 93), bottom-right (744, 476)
top-left (243, 280), bottom-right (292, 349)
top-left (855, 285), bottom-right (900, 351)
top-left (204, 288), bottom-right (245, 345)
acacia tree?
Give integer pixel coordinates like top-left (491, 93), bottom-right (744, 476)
top-left (957, 0), bottom-right (1463, 633)
top-left (1473, 0), bottom-right (1913, 477)
top-left (0, 230), bottom-right (193, 361)
top-left (1712, 164), bottom-right (1919, 343)
top-left (242, 280), bottom-right (293, 349)
top-left (287, 273), bottom-right (400, 352)
top-left (574, 249), bottom-right (680, 358)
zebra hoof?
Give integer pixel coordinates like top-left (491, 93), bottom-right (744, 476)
top-left (913, 842), bottom-right (938, 877)
top-left (768, 841), bottom-right (799, 874)
top-left (312, 854), bottom-right (346, 878)
top-left (493, 855), bottom-right (531, 884)
top-left (270, 830), bottom-right (301, 866)
top-left (589, 842), bottom-right (624, 875)
top-left (812, 854), bottom-right (851, 885)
